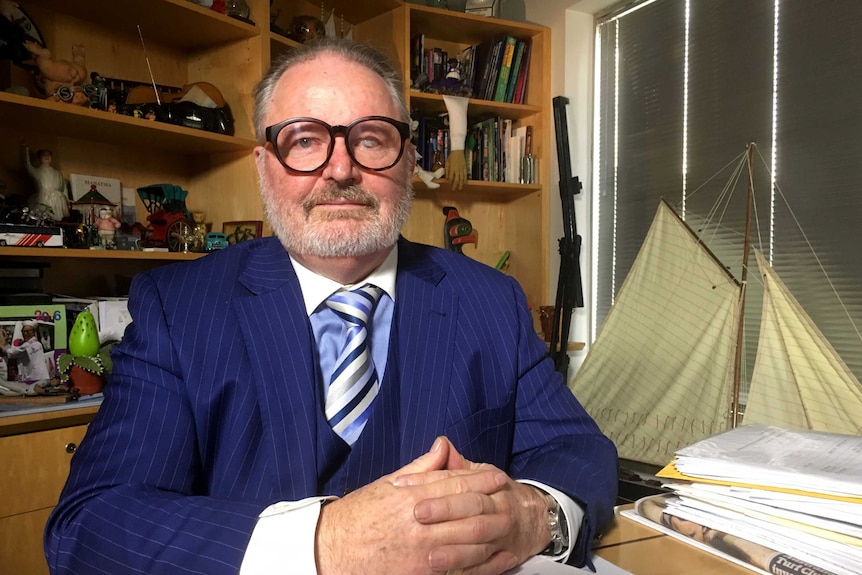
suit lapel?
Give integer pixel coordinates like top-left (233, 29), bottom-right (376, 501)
top-left (233, 240), bottom-right (320, 500)
top-left (395, 240), bottom-right (458, 462)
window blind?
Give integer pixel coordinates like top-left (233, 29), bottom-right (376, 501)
top-left (594, 0), bottom-right (862, 384)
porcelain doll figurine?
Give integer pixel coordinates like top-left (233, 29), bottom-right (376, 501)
top-left (21, 144), bottom-right (69, 222)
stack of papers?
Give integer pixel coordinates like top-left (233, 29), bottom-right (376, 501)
top-left (621, 424), bottom-right (862, 575)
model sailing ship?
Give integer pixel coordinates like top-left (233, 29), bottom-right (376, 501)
top-left (569, 143), bottom-right (862, 468)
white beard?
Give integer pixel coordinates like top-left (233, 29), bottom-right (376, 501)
top-left (259, 166), bottom-right (413, 258)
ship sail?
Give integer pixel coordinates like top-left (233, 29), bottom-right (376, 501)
top-left (743, 250), bottom-right (862, 433)
top-left (569, 200), bottom-right (740, 466)
top-left (570, 198), bottom-right (862, 467)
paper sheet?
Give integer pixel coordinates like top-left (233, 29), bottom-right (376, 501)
top-left (661, 424), bottom-right (862, 499)
top-left (507, 555), bottom-right (633, 575)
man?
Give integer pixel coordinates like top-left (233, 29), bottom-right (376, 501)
top-left (0, 320), bottom-right (51, 386)
top-left (45, 38), bottom-right (617, 574)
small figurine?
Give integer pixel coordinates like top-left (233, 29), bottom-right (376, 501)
top-left (95, 206), bottom-right (121, 248)
top-left (191, 211), bottom-right (208, 252)
top-left (426, 58), bottom-right (473, 98)
top-left (415, 164), bottom-right (445, 189)
top-left (21, 143), bottom-right (69, 222)
top-left (24, 40), bottom-right (88, 105)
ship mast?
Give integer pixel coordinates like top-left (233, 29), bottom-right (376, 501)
top-left (731, 143), bottom-right (756, 427)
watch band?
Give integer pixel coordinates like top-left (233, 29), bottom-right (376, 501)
top-left (542, 493), bottom-right (569, 556)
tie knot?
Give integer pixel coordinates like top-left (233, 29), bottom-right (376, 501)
top-left (326, 284), bottom-right (382, 327)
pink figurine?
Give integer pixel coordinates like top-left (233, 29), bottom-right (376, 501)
top-left (95, 207), bottom-right (121, 248)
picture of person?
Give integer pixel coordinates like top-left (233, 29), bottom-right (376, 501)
top-left (0, 320), bottom-right (51, 395)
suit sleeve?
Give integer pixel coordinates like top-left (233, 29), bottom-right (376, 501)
top-left (505, 277), bottom-right (618, 567)
top-left (44, 272), bottom-right (264, 575)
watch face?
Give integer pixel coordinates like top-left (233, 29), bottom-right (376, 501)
top-left (541, 495), bottom-right (569, 556)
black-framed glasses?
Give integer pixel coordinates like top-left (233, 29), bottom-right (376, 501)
top-left (265, 116), bottom-right (411, 173)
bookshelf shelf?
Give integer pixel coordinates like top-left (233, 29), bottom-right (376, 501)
top-left (27, 0), bottom-right (260, 50)
top-left (0, 246), bottom-right (204, 261)
top-left (0, 92), bottom-right (258, 155)
top-left (409, 91), bottom-right (541, 120)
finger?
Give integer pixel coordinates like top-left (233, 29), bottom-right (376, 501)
top-left (431, 546), bottom-right (519, 575)
top-left (463, 551), bottom-right (520, 575)
top-left (414, 491), bottom-right (504, 526)
top-left (396, 436), bottom-right (450, 477)
top-left (396, 469), bottom-right (507, 497)
top-left (395, 466), bottom-right (488, 487)
top-left (443, 439), bottom-right (472, 470)
top-left (429, 543), bottom-right (495, 572)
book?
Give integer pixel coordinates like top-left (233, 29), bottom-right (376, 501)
top-left (69, 173), bottom-right (122, 205)
top-left (482, 39), bottom-right (505, 101)
top-left (120, 186), bottom-right (137, 225)
top-left (505, 40), bottom-right (527, 103)
top-left (513, 38), bottom-right (532, 104)
top-left (622, 493), bottom-right (842, 575)
top-left (456, 45), bottom-right (476, 96)
top-left (472, 39), bottom-right (496, 100)
top-left (410, 33), bottom-right (424, 83)
top-left (493, 36), bottom-right (518, 102)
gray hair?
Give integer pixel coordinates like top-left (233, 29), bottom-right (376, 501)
top-left (253, 37), bottom-right (410, 142)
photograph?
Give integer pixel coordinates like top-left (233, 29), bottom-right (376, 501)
top-left (222, 220), bottom-right (263, 245)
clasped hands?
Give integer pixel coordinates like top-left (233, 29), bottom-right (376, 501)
top-left (316, 437), bottom-right (550, 575)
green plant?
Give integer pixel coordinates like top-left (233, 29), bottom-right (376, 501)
top-left (56, 310), bottom-right (114, 383)
top-left (57, 345), bottom-right (113, 382)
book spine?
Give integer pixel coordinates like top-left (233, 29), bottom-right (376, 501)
top-left (514, 38), bottom-right (532, 104)
top-left (505, 40), bottom-right (526, 103)
top-left (493, 36), bottom-right (517, 102)
top-left (483, 40), bottom-right (504, 101)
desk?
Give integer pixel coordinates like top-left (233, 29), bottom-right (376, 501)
top-left (593, 506), bottom-right (752, 575)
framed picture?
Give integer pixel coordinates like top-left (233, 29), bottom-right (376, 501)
top-left (223, 220), bottom-right (263, 245)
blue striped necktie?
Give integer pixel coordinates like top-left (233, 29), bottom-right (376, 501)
top-left (325, 284), bottom-right (383, 446)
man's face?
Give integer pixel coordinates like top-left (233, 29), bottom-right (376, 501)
top-left (255, 53), bottom-right (415, 259)
top-left (21, 326), bottom-right (35, 340)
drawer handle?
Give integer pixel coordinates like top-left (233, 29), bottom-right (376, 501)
top-left (65, 442), bottom-right (78, 454)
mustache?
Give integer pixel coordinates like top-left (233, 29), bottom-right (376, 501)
top-left (302, 185), bottom-right (379, 213)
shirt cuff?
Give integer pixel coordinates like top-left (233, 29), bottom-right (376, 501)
top-left (240, 496), bottom-right (337, 575)
top-left (517, 479), bottom-right (585, 565)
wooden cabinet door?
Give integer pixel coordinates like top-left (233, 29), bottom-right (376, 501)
top-left (0, 424), bottom-right (87, 575)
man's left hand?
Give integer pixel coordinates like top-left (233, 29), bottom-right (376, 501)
top-left (394, 438), bottom-right (551, 574)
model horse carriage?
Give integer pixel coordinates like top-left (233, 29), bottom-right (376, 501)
top-left (136, 184), bottom-right (193, 252)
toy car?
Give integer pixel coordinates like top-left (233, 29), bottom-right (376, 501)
top-left (0, 222), bottom-right (64, 247)
top-left (205, 232), bottom-right (229, 251)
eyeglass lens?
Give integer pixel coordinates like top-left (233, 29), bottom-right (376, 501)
top-left (274, 118), bottom-right (404, 172)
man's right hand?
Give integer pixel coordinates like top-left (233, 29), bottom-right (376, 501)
top-left (315, 437), bottom-right (515, 575)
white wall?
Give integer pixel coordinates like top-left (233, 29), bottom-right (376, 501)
top-left (522, 0), bottom-right (614, 377)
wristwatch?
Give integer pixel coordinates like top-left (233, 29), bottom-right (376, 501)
top-left (542, 494), bottom-right (569, 556)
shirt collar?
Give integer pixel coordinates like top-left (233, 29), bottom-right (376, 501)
top-left (291, 246), bottom-right (398, 316)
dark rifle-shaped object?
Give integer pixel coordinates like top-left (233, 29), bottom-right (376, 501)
top-left (550, 96), bottom-right (584, 377)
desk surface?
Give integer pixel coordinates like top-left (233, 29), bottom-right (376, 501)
top-left (593, 506), bottom-right (753, 575)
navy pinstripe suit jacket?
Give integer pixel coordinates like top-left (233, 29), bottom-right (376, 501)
top-left (45, 236), bottom-right (617, 574)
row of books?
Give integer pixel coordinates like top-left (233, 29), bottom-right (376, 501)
top-left (472, 35), bottom-right (532, 104)
top-left (467, 117), bottom-right (534, 184)
top-left (623, 425), bottom-right (862, 575)
top-left (410, 34), bottom-right (532, 104)
top-left (413, 112), bottom-right (535, 185)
